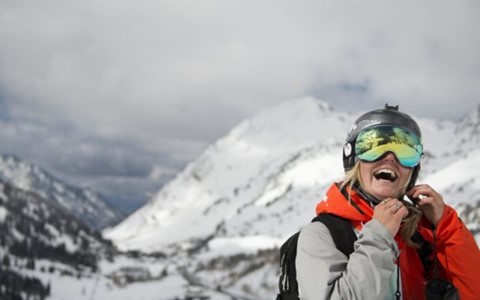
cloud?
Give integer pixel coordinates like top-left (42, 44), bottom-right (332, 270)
top-left (0, 0), bottom-right (479, 210)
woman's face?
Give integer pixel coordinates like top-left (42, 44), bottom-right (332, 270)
top-left (359, 152), bottom-right (413, 200)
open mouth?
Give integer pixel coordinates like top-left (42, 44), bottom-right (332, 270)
top-left (374, 169), bottom-right (398, 182)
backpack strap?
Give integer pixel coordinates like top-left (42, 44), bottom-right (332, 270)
top-left (319, 216), bottom-right (433, 270)
top-left (277, 231), bottom-right (302, 299)
top-left (312, 213), bottom-right (357, 258)
top-left (277, 213), bottom-right (357, 300)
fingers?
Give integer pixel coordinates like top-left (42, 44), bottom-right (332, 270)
top-left (407, 184), bottom-right (445, 226)
top-left (390, 201), bottom-right (408, 219)
top-left (408, 184), bottom-right (442, 203)
top-left (374, 198), bottom-right (408, 236)
top-left (379, 199), bottom-right (408, 217)
top-left (391, 202), bottom-right (405, 215)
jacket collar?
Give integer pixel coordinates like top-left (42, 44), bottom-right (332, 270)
top-left (315, 183), bottom-right (374, 225)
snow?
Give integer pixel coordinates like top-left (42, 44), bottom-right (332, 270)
top-left (256, 147), bottom-right (343, 206)
top-left (11, 227), bottom-right (25, 241)
top-left (0, 206), bottom-right (7, 222)
top-left (422, 149), bottom-right (480, 205)
top-left (3, 97), bottom-right (480, 300)
top-left (100, 98), bottom-right (480, 298)
top-left (56, 235), bottom-right (79, 253)
top-left (30, 270), bottom-right (189, 300)
top-left (0, 185), bottom-right (7, 201)
top-left (0, 154), bottom-right (123, 230)
top-left (104, 97), bottom-right (352, 253)
top-left (42, 223), bottom-right (78, 251)
top-left (106, 98), bottom-right (480, 254)
top-left (205, 235), bottom-right (283, 257)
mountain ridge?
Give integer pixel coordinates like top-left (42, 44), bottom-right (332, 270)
top-left (0, 153), bottom-right (124, 230)
top-left (1, 97), bottom-right (478, 299)
top-left (0, 179), bottom-right (117, 299)
top-left (104, 98), bottom-right (480, 256)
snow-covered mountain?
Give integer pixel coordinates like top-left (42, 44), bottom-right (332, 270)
top-left (104, 98), bottom-right (349, 253)
top-left (0, 154), bottom-right (124, 230)
top-left (2, 97), bottom-right (476, 300)
top-left (101, 97), bottom-right (480, 299)
top-left (105, 98), bottom-right (479, 253)
top-left (0, 179), bottom-right (117, 299)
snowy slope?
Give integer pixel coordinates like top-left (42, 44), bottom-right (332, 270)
top-left (105, 98), bottom-right (479, 255)
top-left (98, 97), bottom-right (480, 300)
top-left (2, 97), bottom-right (477, 300)
top-left (0, 179), bottom-right (118, 299)
top-left (104, 98), bottom-right (349, 252)
top-left (0, 154), bottom-right (124, 230)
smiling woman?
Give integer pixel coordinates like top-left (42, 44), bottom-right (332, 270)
top-left (277, 104), bottom-right (480, 300)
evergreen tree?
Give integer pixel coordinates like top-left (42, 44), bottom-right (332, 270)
top-left (26, 257), bottom-right (35, 270)
top-left (2, 254), bottom-right (10, 268)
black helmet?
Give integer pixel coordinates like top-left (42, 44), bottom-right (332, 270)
top-left (342, 104), bottom-right (422, 190)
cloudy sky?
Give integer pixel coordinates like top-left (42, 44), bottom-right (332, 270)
top-left (0, 0), bottom-right (479, 212)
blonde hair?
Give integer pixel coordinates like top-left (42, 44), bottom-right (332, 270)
top-left (340, 161), bottom-right (422, 248)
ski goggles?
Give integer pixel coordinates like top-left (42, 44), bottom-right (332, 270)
top-left (355, 125), bottom-right (423, 168)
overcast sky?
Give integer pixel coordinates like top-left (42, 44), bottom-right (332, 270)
top-left (0, 0), bottom-right (479, 212)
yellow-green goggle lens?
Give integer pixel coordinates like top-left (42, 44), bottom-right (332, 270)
top-left (355, 126), bottom-right (423, 168)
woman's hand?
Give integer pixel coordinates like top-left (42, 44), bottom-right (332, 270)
top-left (406, 184), bottom-right (445, 227)
top-left (373, 198), bottom-right (409, 237)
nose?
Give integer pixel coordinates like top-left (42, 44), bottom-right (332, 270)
top-left (382, 152), bottom-right (398, 164)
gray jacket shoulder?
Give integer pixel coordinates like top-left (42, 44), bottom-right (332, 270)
top-left (296, 219), bottom-right (399, 300)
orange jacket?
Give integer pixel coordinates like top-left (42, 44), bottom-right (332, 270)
top-left (315, 183), bottom-right (480, 300)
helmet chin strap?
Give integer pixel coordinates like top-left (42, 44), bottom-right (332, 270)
top-left (353, 182), bottom-right (407, 207)
top-left (353, 182), bottom-right (383, 206)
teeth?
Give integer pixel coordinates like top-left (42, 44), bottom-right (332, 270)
top-left (375, 169), bottom-right (395, 175)
top-left (374, 169), bottom-right (397, 180)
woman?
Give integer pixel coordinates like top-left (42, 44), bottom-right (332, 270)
top-left (295, 105), bottom-right (480, 299)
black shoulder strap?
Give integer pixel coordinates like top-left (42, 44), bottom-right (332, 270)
top-left (312, 213), bottom-right (357, 258)
top-left (276, 213), bottom-right (357, 300)
top-left (277, 231), bottom-right (302, 299)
